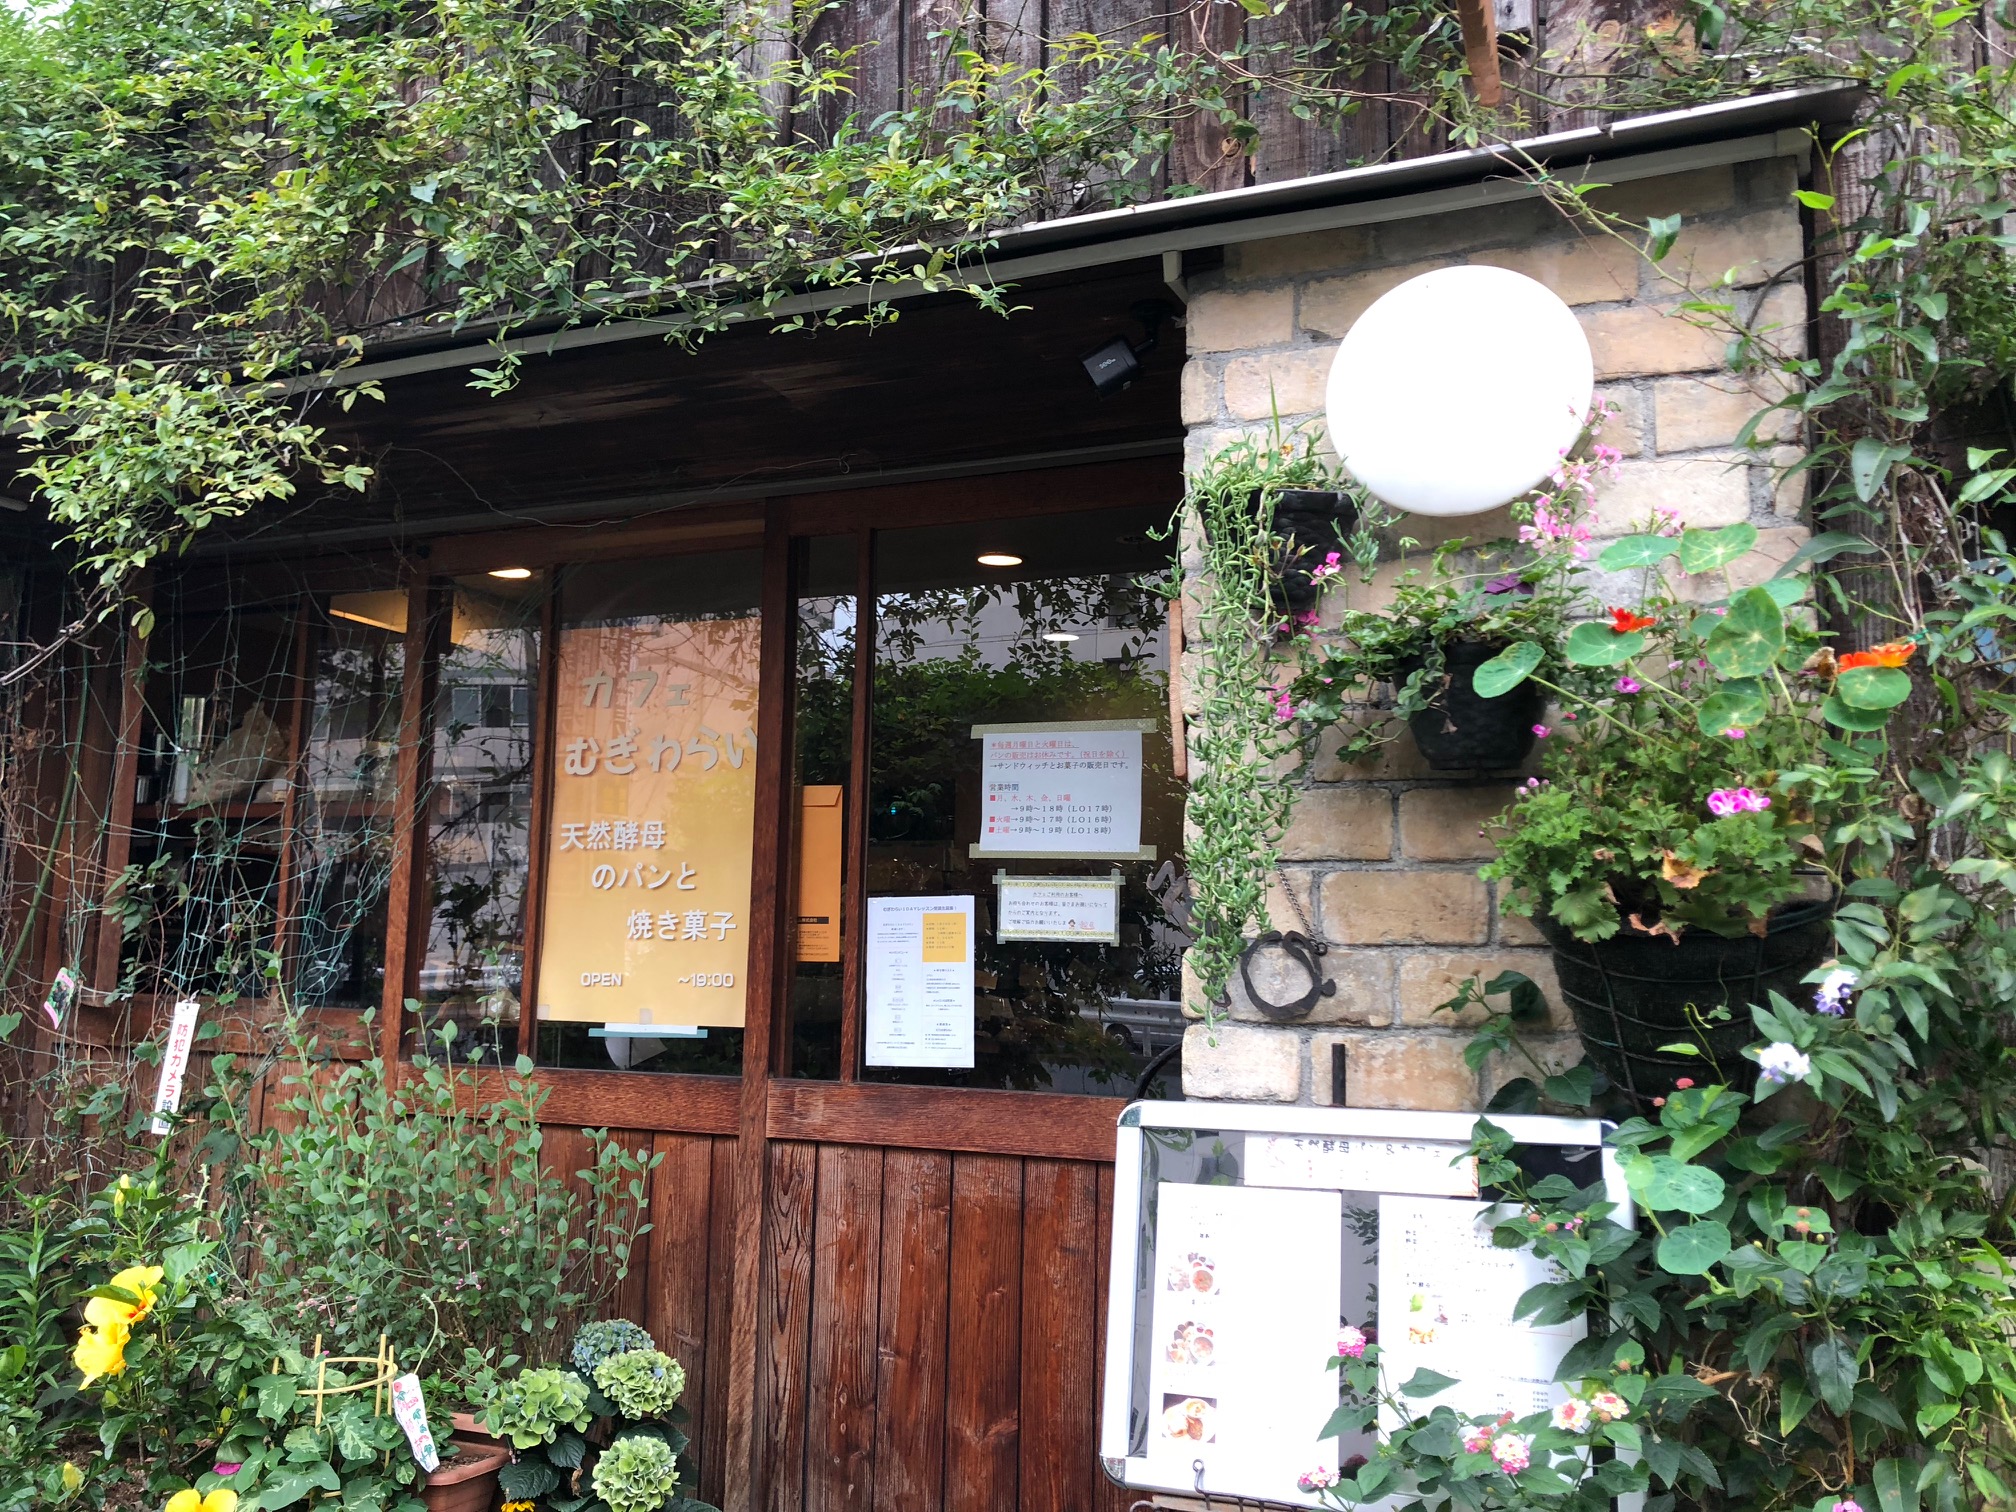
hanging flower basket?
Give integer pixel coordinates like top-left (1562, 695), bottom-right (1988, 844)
top-left (1536, 897), bottom-right (1834, 1103)
top-left (1396, 640), bottom-right (1545, 770)
top-left (1250, 488), bottom-right (1359, 614)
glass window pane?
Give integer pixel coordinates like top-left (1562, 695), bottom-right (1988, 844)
top-left (784, 536), bottom-right (858, 1078)
top-left (123, 593), bottom-right (295, 1002)
top-left (411, 574), bottom-right (547, 1063)
top-left (291, 596), bottom-right (406, 1009)
top-left (536, 551), bottom-right (762, 1076)
top-left (862, 503), bottom-right (1187, 1096)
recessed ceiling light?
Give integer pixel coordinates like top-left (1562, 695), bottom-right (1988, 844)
top-left (489, 566), bottom-right (534, 580)
top-left (976, 552), bottom-right (1023, 567)
top-left (1042, 632), bottom-right (1080, 643)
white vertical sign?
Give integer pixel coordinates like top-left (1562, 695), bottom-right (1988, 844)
top-left (149, 998), bottom-right (202, 1136)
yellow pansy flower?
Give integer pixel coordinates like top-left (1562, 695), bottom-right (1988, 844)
top-left (73, 1317), bottom-right (129, 1386)
top-left (84, 1265), bottom-right (164, 1330)
top-left (164, 1490), bottom-right (237, 1512)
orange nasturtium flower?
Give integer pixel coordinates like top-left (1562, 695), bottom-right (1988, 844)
top-left (1837, 640), bottom-right (1917, 671)
top-left (1609, 607), bottom-right (1658, 634)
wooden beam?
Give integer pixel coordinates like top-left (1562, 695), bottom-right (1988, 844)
top-left (724, 499), bottom-right (795, 1512)
top-left (91, 583), bottom-right (151, 994)
top-left (1456, 0), bottom-right (1503, 107)
top-left (765, 1080), bottom-right (1121, 1163)
top-left (378, 574), bottom-right (442, 1068)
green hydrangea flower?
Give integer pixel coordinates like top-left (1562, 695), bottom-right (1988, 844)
top-left (592, 1348), bottom-right (687, 1420)
top-left (571, 1318), bottom-right (656, 1375)
top-left (481, 1366), bottom-right (592, 1450)
top-left (591, 1434), bottom-right (680, 1512)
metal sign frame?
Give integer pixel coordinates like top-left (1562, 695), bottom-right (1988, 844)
top-left (1100, 1100), bottom-right (1634, 1508)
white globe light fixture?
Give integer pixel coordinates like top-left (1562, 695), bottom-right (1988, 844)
top-left (1323, 265), bottom-right (1594, 518)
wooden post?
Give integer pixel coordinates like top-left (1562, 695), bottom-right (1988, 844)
top-left (1456, 0), bottom-right (1503, 107)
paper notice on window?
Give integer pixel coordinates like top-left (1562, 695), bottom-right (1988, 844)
top-left (995, 874), bottom-right (1122, 944)
top-left (1375, 1196), bottom-right (1583, 1433)
top-left (1144, 1182), bottom-right (1344, 1507)
top-left (865, 896), bottom-right (975, 1068)
top-left (1246, 1134), bottom-right (1479, 1197)
top-left (977, 728), bottom-right (1142, 856)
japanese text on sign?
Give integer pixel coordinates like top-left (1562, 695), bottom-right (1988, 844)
top-left (977, 727), bottom-right (1143, 856)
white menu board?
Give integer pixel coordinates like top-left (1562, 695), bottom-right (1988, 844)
top-left (864, 895), bottom-right (975, 1068)
top-left (976, 724), bottom-right (1144, 856)
top-left (1145, 1182), bottom-right (1345, 1502)
top-left (1375, 1196), bottom-right (1585, 1431)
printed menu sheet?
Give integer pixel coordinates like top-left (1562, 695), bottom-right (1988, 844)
top-left (1145, 1183), bottom-right (1343, 1505)
top-left (1375, 1196), bottom-right (1583, 1431)
top-left (977, 727), bottom-right (1142, 856)
top-left (994, 874), bottom-right (1122, 943)
top-left (864, 895), bottom-right (975, 1068)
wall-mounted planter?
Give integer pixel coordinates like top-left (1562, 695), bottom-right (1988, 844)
top-left (1398, 640), bottom-right (1544, 770)
top-left (1254, 489), bottom-right (1359, 613)
top-left (1538, 897), bottom-right (1833, 1102)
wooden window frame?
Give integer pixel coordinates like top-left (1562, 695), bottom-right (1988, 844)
top-left (374, 454), bottom-right (1176, 1162)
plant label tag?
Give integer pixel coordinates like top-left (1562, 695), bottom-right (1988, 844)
top-left (42, 965), bottom-right (78, 1030)
top-left (390, 1373), bottom-right (440, 1472)
top-left (148, 999), bottom-right (201, 1136)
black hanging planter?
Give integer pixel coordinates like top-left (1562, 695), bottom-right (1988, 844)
top-left (1537, 897), bottom-right (1834, 1103)
top-left (1250, 489), bottom-right (1359, 614)
top-left (1397, 640), bottom-right (1545, 771)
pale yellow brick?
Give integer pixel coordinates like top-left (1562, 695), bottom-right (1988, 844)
top-left (1662, 209), bottom-right (1804, 290)
top-left (1592, 454), bottom-right (1751, 535)
top-left (1187, 287), bottom-right (1295, 353)
top-left (1224, 348), bottom-right (1335, 422)
top-left (1596, 387), bottom-right (1646, 458)
top-left (1227, 945), bottom-right (1393, 1027)
top-left (1581, 304), bottom-right (1728, 380)
top-left (1300, 260), bottom-right (1455, 339)
top-left (1263, 869), bottom-right (1321, 936)
top-left (1312, 715), bottom-right (1440, 781)
top-left (1654, 374), bottom-right (1795, 451)
top-left (1470, 236), bottom-right (1640, 305)
top-left (1401, 505), bottom-right (1521, 550)
top-left (1180, 360), bottom-right (1220, 426)
top-left (1752, 282), bottom-right (1809, 359)
top-left (1321, 871), bottom-right (1490, 945)
top-left (1583, 165), bottom-right (1737, 221)
top-left (1317, 1030), bottom-right (1479, 1111)
top-left (1770, 445), bottom-right (1807, 519)
top-left (1396, 950), bottom-right (1568, 1028)
top-left (1280, 786), bottom-right (1393, 862)
top-left (1181, 1021), bottom-right (1302, 1101)
top-left (1481, 1032), bottom-right (1588, 1108)
top-left (1229, 226), bottom-right (1376, 282)
top-left (1669, 525), bottom-right (1810, 601)
top-left (1399, 786), bottom-right (1517, 861)
top-left (1496, 907), bottom-right (1547, 947)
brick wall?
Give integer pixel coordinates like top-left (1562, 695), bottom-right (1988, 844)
top-left (1177, 154), bottom-right (1811, 1111)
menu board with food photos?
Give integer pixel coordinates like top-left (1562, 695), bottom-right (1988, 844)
top-left (1142, 1182), bottom-right (1344, 1499)
top-left (1101, 1103), bottom-right (1630, 1510)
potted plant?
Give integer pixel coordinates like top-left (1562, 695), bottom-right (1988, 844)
top-left (1471, 519), bottom-right (1906, 1100)
top-left (1288, 406), bottom-right (1614, 771)
top-left (482, 1318), bottom-right (719, 1512)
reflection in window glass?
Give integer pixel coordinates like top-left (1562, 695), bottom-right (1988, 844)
top-left (784, 537), bottom-right (858, 1077)
top-left (863, 504), bottom-right (1188, 1096)
top-left (537, 551), bottom-right (761, 1076)
top-left (412, 576), bottom-right (546, 1062)
top-left (122, 592), bottom-right (294, 1002)
top-left (292, 599), bottom-right (405, 1008)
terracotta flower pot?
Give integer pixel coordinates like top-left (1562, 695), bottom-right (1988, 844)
top-left (422, 1435), bottom-right (510, 1512)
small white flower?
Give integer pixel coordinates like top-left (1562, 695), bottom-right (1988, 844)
top-left (1587, 1391), bottom-right (1629, 1422)
top-left (1814, 968), bottom-right (1857, 1016)
top-left (1757, 1042), bottom-right (1812, 1085)
top-left (1490, 1432), bottom-right (1532, 1474)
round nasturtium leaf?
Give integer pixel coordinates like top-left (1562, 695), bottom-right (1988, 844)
top-left (1598, 535), bottom-right (1682, 571)
top-left (1625, 1154), bottom-right (1727, 1214)
top-left (1657, 1220), bottom-right (1734, 1275)
top-left (1565, 621), bottom-right (1645, 667)
top-left (1822, 694), bottom-right (1893, 731)
top-left (1704, 588), bottom-right (1786, 679)
top-left (1678, 522), bottom-right (1760, 575)
top-left (1472, 640), bottom-right (1545, 698)
top-left (1695, 680), bottom-right (1768, 738)
top-left (1835, 664), bottom-right (1912, 710)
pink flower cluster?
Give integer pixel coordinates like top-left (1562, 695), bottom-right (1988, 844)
top-left (1298, 1467), bottom-right (1339, 1491)
top-left (1518, 501), bottom-right (1593, 560)
top-left (1310, 551), bottom-right (1344, 583)
top-left (1336, 1325), bottom-right (1368, 1358)
top-left (1706, 787), bottom-right (1771, 817)
top-left (1461, 1412), bottom-right (1531, 1473)
top-left (1271, 687), bottom-right (1298, 723)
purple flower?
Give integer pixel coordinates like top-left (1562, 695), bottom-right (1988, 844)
top-left (213, 1464), bottom-right (244, 1478)
top-left (1814, 968), bottom-right (1857, 1016)
top-left (1532, 724), bottom-right (1551, 738)
top-left (1758, 1043), bottom-right (1812, 1085)
top-left (1724, 727), bottom-right (1747, 740)
top-left (1482, 572), bottom-right (1533, 596)
top-left (1615, 676), bottom-right (1642, 694)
